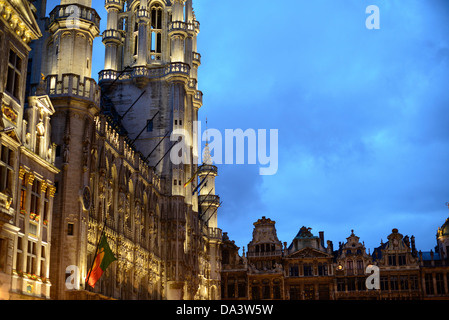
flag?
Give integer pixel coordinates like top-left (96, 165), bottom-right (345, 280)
top-left (86, 234), bottom-right (117, 288)
top-left (184, 168), bottom-right (199, 188)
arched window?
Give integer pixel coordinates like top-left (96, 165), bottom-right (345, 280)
top-left (150, 4), bottom-right (162, 59)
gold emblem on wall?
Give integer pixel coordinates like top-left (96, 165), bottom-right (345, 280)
top-left (1, 104), bottom-right (18, 125)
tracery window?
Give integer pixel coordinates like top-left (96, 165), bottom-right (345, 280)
top-left (150, 4), bottom-right (162, 59)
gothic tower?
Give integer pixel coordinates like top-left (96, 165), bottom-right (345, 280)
top-left (99, 0), bottom-right (220, 300)
top-left (100, 0), bottom-right (202, 197)
top-left (198, 139), bottom-right (220, 229)
top-left (197, 137), bottom-right (221, 298)
top-left (34, 0), bottom-right (101, 299)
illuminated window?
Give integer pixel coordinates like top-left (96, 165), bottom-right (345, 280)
top-left (30, 179), bottom-right (41, 217)
top-left (20, 176), bottom-right (27, 211)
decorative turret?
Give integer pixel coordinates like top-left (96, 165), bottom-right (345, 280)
top-left (46, 0), bottom-right (100, 80)
top-left (198, 135), bottom-right (220, 228)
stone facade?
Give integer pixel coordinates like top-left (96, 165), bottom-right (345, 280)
top-left (0, 0), bottom-right (221, 300)
top-left (222, 216), bottom-right (449, 300)
top-left (0, 0), bottom-right (59, 300)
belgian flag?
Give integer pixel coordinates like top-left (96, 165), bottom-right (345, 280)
top-left (86, 234), bottom-right (117, 288)
top-left (184, 168), bottom-right (200, 188)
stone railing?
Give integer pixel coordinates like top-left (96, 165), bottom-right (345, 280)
top-left (168, 21), bottom-right (191, 34)
top-left (247, 250), bottom-right (283, 258)
top-left (102, 29), bottom-right (123, 44)
top-left (194, 90), bottom-right (203, 105)
top-left (45, 73), bottom-right (100, 105)
top-left (48, 4), bottom-right (100, 29)
top-left (99, 63), bottom-right (190, 82)
top-left (136, 8), bottom-right (150, 20)
top-left (192, 52), bottom-right (201, 65)
top-left (198, 164), bottom-right (217, 174)
top-left (204, 227), bottom-right (222, 240)
top-left (105, 0), bottom-right (123, 10)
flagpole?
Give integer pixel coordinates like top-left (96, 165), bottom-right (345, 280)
top-left (198, 188), bottom-right (213, 207)
top-left (192, 170), bottom-right (210, 196)
top-left (205, 202), bottom-right (222, 224)
top-left (85, 207), bottom-right (108, 290)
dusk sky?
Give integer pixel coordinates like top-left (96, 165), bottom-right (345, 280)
top-left (49, 0), bottom-right (449, 254)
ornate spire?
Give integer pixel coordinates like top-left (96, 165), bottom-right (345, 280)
top-left (202, 117), bottom-right (212, 165)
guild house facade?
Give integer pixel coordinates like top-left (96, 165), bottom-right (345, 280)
top-left (0, 0), bottom-right (221, 300)
top-left (221, 216), bottom-right (449, 300)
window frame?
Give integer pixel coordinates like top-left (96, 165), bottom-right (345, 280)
top-left (5, 48), bottom-right (24, 101)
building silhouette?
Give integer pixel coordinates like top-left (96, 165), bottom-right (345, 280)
top-left (222, 216), bottom-right (449, 300)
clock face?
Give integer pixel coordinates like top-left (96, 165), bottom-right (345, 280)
top-left (83, 186), bottom-right (91, 210)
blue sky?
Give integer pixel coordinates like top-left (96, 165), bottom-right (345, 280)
top-left (48, 0), bottom-right (449, 254)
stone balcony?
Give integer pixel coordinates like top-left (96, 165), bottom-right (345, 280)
top-left (102, 29), bottom-right (123, 44)
top-left (198, 164), bottom-right (217, 175)
top-left (48, 4), bottom-right (100, 30)
top-left (194, 90), bottom-right (203, 105)
top-left (136, 8), bottom-right (150, 21)
top-left (45, 73), bottom-right (101, 106)
top-left (202, 226), bottom-right (222, 240)
top-left (168, 20), bottom-right (200, 36)
top-left (105, 0), bottom-right (123, 10)
top-left (192, 52), bottom-right (201, 66)
top-left (99, 62), bottom-right (191, 83)
top-left (247, 250), bottom-right (283, 258)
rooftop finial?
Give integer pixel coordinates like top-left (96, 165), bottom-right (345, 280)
top-left (202, 117), bottom-right (212, 165)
